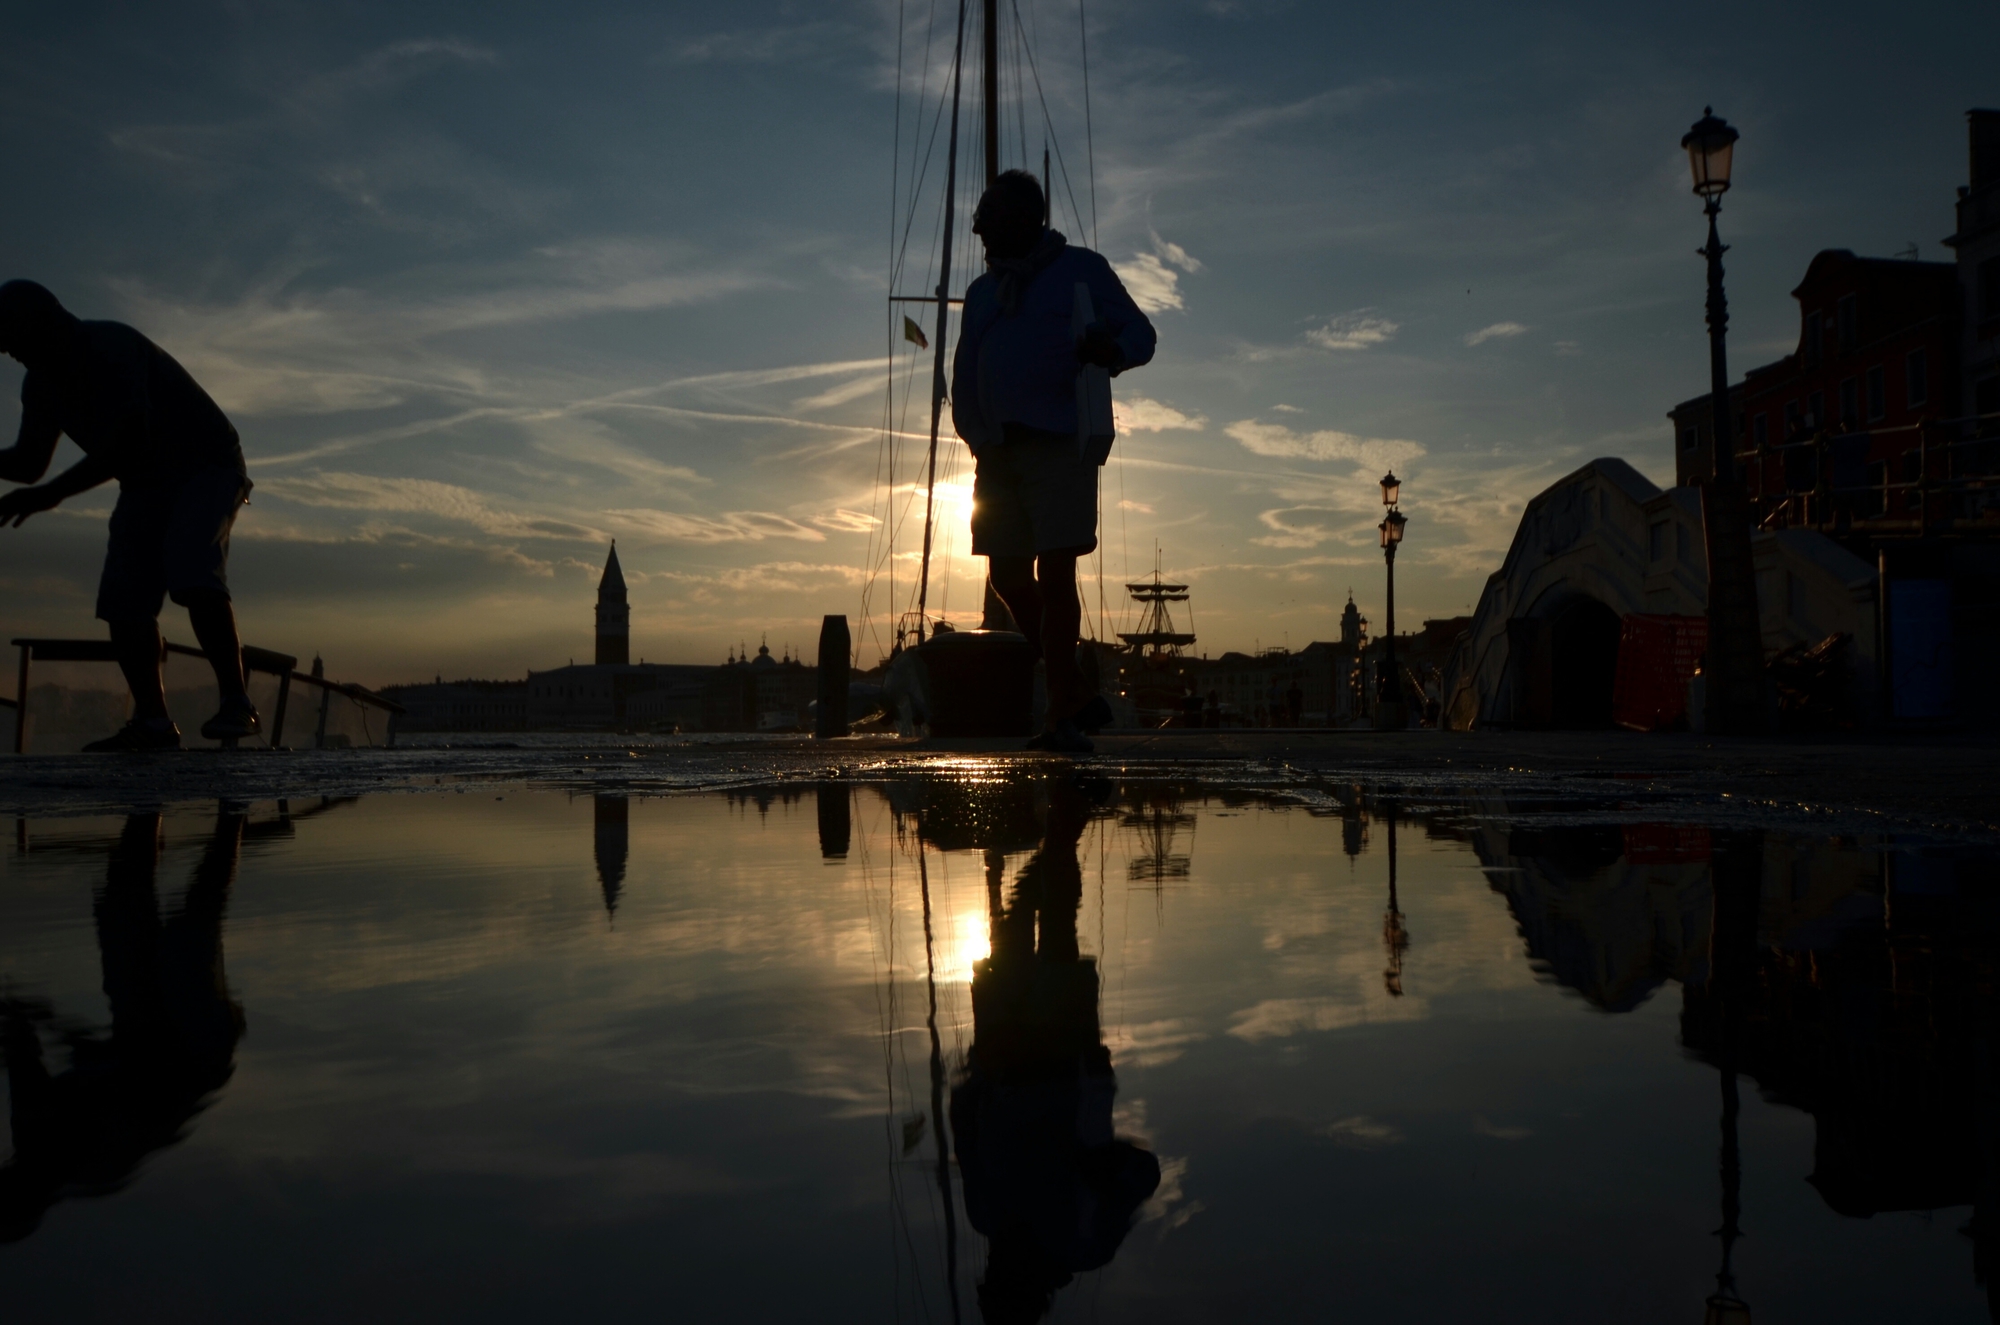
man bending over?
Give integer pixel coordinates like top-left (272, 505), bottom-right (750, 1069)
top-left (0, 280), bottom-right (259, 751)
top-left (952, 171), bottom-right (1156, 753)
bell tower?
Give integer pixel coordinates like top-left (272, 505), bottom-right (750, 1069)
top-left (1339, 590), bottom-right (1363, 649)
top-left (595, 542), bottom-right (629, 666)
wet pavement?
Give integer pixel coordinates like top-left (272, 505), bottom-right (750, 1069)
top-left (2, 746), bottom-right (1998, 1321)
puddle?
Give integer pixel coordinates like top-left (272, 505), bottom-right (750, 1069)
top-left (2, 772), bottom-right (1994, 1322)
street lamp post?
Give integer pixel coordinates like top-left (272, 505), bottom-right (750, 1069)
top-left (1375, 471), bottom-right (1407, 730)
top-left (1682, 108), bottom-right (1766, 735)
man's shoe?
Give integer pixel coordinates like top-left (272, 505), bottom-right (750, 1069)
top-left (83, 720), bottom-right (182, 753)
top-left (1072, 695), bottom-right (1114, 734)
top-left (200, 702), bottom-right (262, 742)
top-left (1025, 719), bottom-right (1093, 755)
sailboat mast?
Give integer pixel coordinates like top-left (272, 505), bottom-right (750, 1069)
top-left (983, 0), bottom-right (1000, 187)
top-left (914, 0), bottom-right (971, 637)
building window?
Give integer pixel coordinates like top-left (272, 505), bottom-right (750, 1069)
top-left (1862, 460), bottom-right (1887, 519)
top-left (1839, 378), bottom-right (1859, 429)
top-left (1836, 294), bottom-right (1857, 353)
top-left (1807, 391), bottom-right (1824, 431)
top-left (1783, 400), bottom-right (1800, 437)
top-left (1866, 365), bottom-right (1885, 422)
top-left (1649, 521), bottom-right (1668, 562)
top-left (1751, 413), bottom-right (1768, 448)
top-left (1906, 348), bottom-right (1928, 407)
top-left (1680, 426), bottom-right (1699, 452)
top-left (1803, 313), bottom-right (1822, 368)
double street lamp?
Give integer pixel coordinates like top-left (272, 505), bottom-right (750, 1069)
top-left (1682, 107), bottom-right (1766, 735)
top-left (1375, 471), bottom-right (1407, 728)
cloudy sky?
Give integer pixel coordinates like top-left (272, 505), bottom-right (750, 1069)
top-left (0, 1), bottom-right (1988, 683)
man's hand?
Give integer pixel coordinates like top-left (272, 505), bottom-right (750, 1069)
top-left (0, 485), bottom-right (58, 527)
top-left (1075, 322), bottom-right (1125, 373)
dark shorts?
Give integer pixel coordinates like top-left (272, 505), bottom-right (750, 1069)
top-left (969, 426), bottom-right (1098, 559)
top-left (96, 466), bottom-right (252, 621)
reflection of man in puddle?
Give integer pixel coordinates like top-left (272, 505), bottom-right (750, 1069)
top-left (0, 809), bottom-right (246, 1241)
top-left (951, 780), bottom-right (1160, 1322)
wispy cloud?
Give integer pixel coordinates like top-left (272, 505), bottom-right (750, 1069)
top-left (1116, 396), bottom-right (1208, 432)
top-left (606, 509), bottom-right (827, 545)
top-left (670, 23), bottom-right (855, 64)
top-left (1465, 321), bottom-right (1530, 346)
top-left (1225, 420), bottom-right (1426, 470)
top-left (1114, 232), bottom-right (1204, 314)
top-left (255, 471), bottom-right (598, 541)
top-left (1306, 311), bottom-right (1399, 351)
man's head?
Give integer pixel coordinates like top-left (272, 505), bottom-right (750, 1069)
top-left (973, 170), bottom-right (1046, 262)
top-left (0, 281), bottom-right (77, 368)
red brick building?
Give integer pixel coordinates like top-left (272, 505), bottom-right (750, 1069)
top-left (1672, 111), bottom-right (2000, 546)
top-left (1670, 251), bottom-right (1962, 530)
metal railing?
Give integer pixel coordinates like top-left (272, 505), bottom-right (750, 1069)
top-left (1725, 411), bottom-right (2000, 535)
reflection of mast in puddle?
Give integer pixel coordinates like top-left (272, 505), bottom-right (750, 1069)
top-left (918, 846), bottom-right (965, 1325)
top-left (1122, 791), bottom-right (1194, 889)
top-left (1382, 800), bottom-right (1409, 998)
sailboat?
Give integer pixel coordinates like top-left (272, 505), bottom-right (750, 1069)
top-left (861, 0), bottom-right (1114, 738)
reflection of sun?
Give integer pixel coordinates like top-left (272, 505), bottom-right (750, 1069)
top-left (945, 914), bottom-right (990, 982)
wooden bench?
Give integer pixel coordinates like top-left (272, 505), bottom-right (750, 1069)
top-left (11, 637), bottom-right (405, 752)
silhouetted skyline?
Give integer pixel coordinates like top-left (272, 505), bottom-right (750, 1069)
top-left (0, 3), bottom-right (1988, 680)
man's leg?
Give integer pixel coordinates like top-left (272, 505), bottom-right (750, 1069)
top-left (108, 619), bottom-right (170, 723)
top-left (987, 555), bottom-right (1043, 655)
top-left (1036, 550), bottom-right (1087, 723)
top-left (182, 591), bottom-right (248, 705)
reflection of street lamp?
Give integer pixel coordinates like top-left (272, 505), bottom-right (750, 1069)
top-left (1382, 799), bottom-right (1409, 997)
top-left (1375, 471), bottom-right (1408, 728)
top-left (1703, 832), bottom-right (1762, 1325)
top-left (1680, 108), bottom-right (1765, 735)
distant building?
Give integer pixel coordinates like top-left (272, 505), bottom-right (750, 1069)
top-left (385, 677), bottom-right (531, 732)
top-left (1668, 109), bottom-right (1999, 535)
top-left (595, 543), bottom-right (630, 666)
top-left (1179, 594), bottom-right (1451, 728)
top-left (1947, 109), bottom-right (2000, 422)
top-left (384, 545), bottom-right (813, 732)
top-left (1668, 251), bottom-right (1962, 519)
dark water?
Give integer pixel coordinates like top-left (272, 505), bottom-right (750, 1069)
top-left (2, 771), bottom-right (1994, 1323)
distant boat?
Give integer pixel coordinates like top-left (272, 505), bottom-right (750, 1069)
top-left (1114, 557), bottom-right (1197, 727)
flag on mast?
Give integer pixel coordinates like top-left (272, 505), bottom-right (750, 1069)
top-left (902, 315), bottom-right (929, 350)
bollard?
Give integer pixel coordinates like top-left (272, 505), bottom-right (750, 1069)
top-left (816, 614), bottom-right (851, 738)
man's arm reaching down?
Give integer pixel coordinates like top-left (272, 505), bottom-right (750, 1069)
top-left (0, 387), bottom-right (61, 485)
top-left (0, 453), bottom-right (113, 527)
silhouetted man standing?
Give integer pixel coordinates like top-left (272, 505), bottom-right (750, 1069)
top-left (953, 171), bottom-right (1155, 753)
top-left (0, 280), bottom-right (258, 749)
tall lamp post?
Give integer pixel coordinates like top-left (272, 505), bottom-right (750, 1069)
top-left (1682, 108), bottom-right (1766, 735)
top-left (1374, 471), bottom-right (1407, 730)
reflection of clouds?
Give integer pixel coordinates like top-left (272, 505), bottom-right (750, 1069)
top-left (1104, 1018), bottom-right (1207, 1069)
top-left (1137, 1155), bottom-right (1204, 1233)
top-left (1322, 1115), bottom-right (1403, 1147)
top-left (1227, 991), bottom-right (1427, 1042)
top-left (1472, 1115), bottom-right (1533, 1141)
